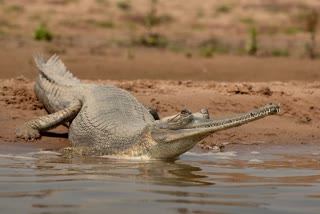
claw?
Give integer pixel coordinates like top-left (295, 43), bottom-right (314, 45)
top-left (16, 124), bottom-right (41, 141)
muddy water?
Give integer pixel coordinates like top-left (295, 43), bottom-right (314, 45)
top-left (0, 143), bottom-right (319, 214)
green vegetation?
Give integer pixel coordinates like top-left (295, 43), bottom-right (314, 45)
top-left (145, 14), bottom-right (173, 27)
top-left (0, 30), bottom-right (6, 37)
top-left (86, 19), bottom-right (114, 28)
top-left (198, 38), bottom-right (228, 57)
top-left (134, 33), bottom-right (167, 48)
top-left (117, 0), bottom-right (131, 11)
top-left (140, 0), bottom-right (172, 27)
top-left (128, 0), bottom-right (171, 49)
top-left (4, 0), bottom-right (312, 58)
top-left (124, 0), bottom-right (173, 28)
top-left (95, 21), bottom-right (114, 28)
top-left (34, 23), bottom-right (53, 42)
top-left (126, 22), bottom-right (137, 31)
top-left (215, 5), bottom-right (231, 14)
top-left (199, 46), bottom-right (215, 57)
top-left (271, 49), bottom-right (289, 57)
top-left (96, 0), bottom-right (109, 4)
top-left (145, 0), bottom-right (159, 27)
top-left (53, 0), bottom-right (79, 4)
top-left (305, 9), bottom-right (318, 59)
top-left (285, 26), bottom-right (303, 35)
top-left (245, 26), bottom-right (258, 55)
top-left (240, 17), bottom-right (255, 25)
top-left (198, 45), bottom-right (228, 57)
top-left (5, 5), bottom-right (24, 13)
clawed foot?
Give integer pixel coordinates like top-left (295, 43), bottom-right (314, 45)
top-left (16, 124), bottom-right (41, 141)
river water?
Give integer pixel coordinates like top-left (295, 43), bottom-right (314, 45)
top-left (0, 143), bottom-right (319, 214)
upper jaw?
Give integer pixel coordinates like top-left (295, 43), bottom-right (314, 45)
top-left (150, 103), bottom-right (280, 141)
top-left (176, 103), bottom-right (280, 130)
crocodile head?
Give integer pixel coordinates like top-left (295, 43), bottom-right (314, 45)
top-left (147, 103), bottom-right (280, 159)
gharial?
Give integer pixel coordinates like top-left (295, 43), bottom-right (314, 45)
top-left (16, 54), bottom-right (280, 159)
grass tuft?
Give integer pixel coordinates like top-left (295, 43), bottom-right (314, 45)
top-left (198, 38), bottom-right (229, 57)
top-left (86, 19), bottom-right (115, 29)
top-left (5, 5), bottom-right (24, 13)
top-left (34, 23), bottom-right (53, 42)
top-left (215, 5), bottom-right (231, 14)
top-left (117, 0), bottom-right (131, 11)
top-left (271, 49), bottom-right (289, 57)
top-left (133, 33), bottom-right (168, 48)
top-left (245, 26), bottom-right (258, 55)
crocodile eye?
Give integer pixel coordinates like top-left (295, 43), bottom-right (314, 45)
top-left (180, 109), bottom-right (191, 115)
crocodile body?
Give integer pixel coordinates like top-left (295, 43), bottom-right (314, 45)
top-left (16, 54), bottom-right (280, 159)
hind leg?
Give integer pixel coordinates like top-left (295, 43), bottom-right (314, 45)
top-left (16, 100), bottom-right (81, 140)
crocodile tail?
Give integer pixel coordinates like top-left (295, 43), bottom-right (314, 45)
top-left (34, 53), bottom-right (81, 86)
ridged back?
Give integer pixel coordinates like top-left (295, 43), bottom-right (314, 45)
top-left (34, 53), bottom-right (81, 86)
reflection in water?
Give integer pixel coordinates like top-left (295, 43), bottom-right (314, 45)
top-left (0, 147), bottom-right (320, 214)
top-left (34, 156), bottom-right (214, 186)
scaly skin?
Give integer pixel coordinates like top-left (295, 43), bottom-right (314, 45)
top-left (16, 54), bottom-right (280, 159)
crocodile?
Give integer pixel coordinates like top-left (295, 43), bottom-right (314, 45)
top-left (16, 54), bottom-right (280, 159)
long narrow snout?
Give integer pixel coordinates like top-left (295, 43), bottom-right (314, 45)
top-left (151, 103), bottom-right (280, 143)
top-left (185, 103), bottom-right (280, 131)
